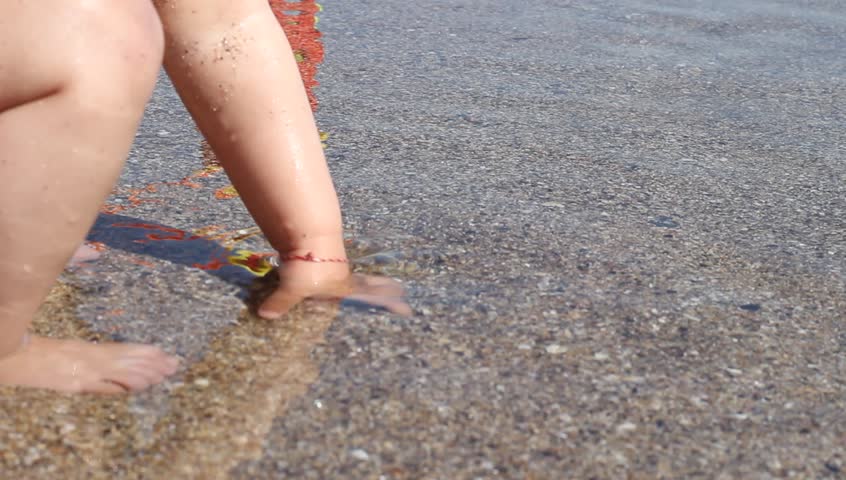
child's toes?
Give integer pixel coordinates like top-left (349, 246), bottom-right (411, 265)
top-left (105, 369), bottom-right (156, 392)
top-left (91, 379), bottom-right (132, 395)
top-left (68, 243), bottom-right (102, 266)
top-left (120, 345), bottom-right (179, 370)
top-left (124, 355), bottom-right (173, 379)
top-left (120, 343), bottom-right (168, 359)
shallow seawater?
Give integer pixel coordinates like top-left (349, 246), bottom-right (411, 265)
top-left (0, 229), bottom-right (446, 478)
top-left (0, 282), bottom-right (350, 477)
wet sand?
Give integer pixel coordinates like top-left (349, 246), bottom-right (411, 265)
top-left (0, 278), bottom-right (339, 479)
top-left (2, 0), bottom-right (845, 478)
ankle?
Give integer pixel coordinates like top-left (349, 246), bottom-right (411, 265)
top-left (274, 232), bottom-right (348, 261)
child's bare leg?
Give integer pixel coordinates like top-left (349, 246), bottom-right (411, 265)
top-left (155, 1), bottom-right (348, 316)
top-left (0, 0), bottom-right (178, 393)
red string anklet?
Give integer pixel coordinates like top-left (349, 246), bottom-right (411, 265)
top-left (278, 252), bottom-right (349, 264)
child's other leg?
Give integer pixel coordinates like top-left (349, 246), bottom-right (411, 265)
top-left (0, 0), bottom-right (178, 393)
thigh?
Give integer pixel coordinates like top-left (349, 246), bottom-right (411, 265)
top-left (0, 1), bottom-right (72, 110)
top-left (0, 0), bottom-right (162, 112)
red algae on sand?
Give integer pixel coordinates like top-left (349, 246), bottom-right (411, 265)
top-left (269, 0), bottom-right (324, 110)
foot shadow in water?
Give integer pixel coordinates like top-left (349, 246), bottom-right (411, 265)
top-left (85, 213), bottom-right (395, 314)
top-left (86, 213), bottom-right (266, 292)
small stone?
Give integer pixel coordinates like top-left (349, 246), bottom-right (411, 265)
top-left (725, 367), bottom-right (743, 377)
top-left (594, 351), bottom-right (609, 361)
top-left (193, 378), bottom-right (210, 388)
top-left (350, 449), bottom-right (370, 461)
top-left (545, 344), bottom-right (567, 354)
top-left (650, 216), bottom-right (680, 228)
top-left (23, 446), bottom-right (42, 467)
top-left (739, 303), bottom-right (761, 312)
top-left (616, 422), bottom-right (637, 434)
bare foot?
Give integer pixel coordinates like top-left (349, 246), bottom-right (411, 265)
top-left (0, 335), bottom-right (179, 394)
top-left (258, 262), bottom-right (412, 319)
top-left (68, 243), bottom-right (102, 267)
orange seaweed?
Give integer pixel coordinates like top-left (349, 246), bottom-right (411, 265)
top-left (86, 241), bottom-right (108, 252)
top-left (128, 257), bottom-right (156, 268)
top-left (227, 249), bottom-right (276, 276)
top-left (193, 257), bottom-right (229, 271)
top-left (214, 185), bottom-right (239, 200)
top-left (111, 222), bottom-right (202, 242)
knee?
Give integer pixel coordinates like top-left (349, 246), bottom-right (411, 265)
top-left (64, 0), bottom-right (164, 108)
